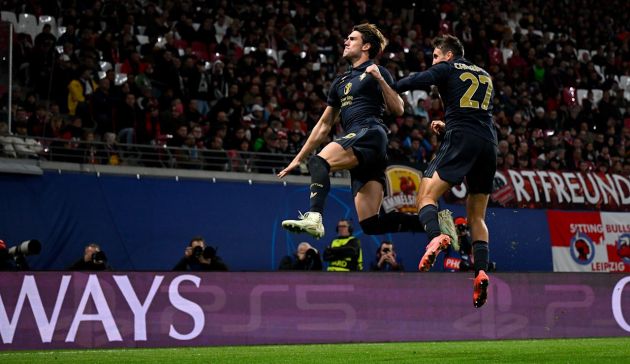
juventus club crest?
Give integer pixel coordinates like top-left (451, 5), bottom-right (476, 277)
top-left (344, 82), bottom-right (352, 95)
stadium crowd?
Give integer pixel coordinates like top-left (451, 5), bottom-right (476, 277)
top-left (0, 0), bottom-right (628, 175)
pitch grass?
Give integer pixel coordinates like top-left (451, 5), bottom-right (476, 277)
top-left (1, 337), bottom-right (629, 364)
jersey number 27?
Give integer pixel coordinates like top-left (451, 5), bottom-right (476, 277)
top-left (459, 72), bottom-right (493, 110)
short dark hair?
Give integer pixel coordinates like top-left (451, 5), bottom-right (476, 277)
top-left (189, 236), bottom-right (205, 246)
top-left (377, 241), bottom-right (393, 255)
top-left (432, 35), bottom-right (465, 58)
top-left (353, 23), bottom-right (387, 59)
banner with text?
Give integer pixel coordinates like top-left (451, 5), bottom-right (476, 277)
top-left (548, 210), bottom-right (630, 272)
top-left (441, 169), bottom-right (630, 211)
top-left (1, 272), bottom-right (629, 350)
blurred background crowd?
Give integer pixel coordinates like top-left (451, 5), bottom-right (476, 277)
top-left (0, 0), bottom-right (628, 175)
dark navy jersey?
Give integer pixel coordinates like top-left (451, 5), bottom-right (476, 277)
top-left (327, 60), bottom-right (394, 133)
top-left (395, 57), bottom-right (497, 144)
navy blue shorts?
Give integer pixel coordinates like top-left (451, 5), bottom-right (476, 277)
top-left (424, 130), bottom-right (497, 194)
top-left (334, 126), bottom-right (388, 196)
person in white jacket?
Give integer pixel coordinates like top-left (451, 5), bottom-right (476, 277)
top-left (1, 122), bottom-right (42, 159)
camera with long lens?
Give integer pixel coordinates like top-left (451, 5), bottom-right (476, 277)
top-left (1, 239), bottom-right (42, 270)
top-left (8, 239), bottom-right (42, 257)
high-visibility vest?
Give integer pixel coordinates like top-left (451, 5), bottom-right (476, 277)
top-left (327, 236), bottom-right (363, 271)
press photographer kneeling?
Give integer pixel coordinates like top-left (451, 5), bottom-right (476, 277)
top-left (67, 243), bottom-right (111, 271)
top-left (173, 236), bottom-right (228, 271)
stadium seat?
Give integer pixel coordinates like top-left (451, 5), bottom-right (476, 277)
top-left (191, 41), bottom-right (209, 60)
top-left (576, 89), bottom-right (588, 105)
top-left (531, 29), bottom-right (544, 38)
top-left (16, 13), bottom-right (39, 42)
top-left (593, 64), bottom-right (605, 79)
top-left (18, 13), bottom-right (37, 28)
top-left (173, 38), bottom-right (188, 49)
top-left (410, 90), bottom-right (429, 107)
top-left (591, 89), bottom-right (603, 104)
top-left (278, 50), bottom-right (286, 66)
top-left (266, 48), bottom-right (278, 63)
top-left (1, 11), bottom-right (18, 29)
top-left (114, 73), bottom-right (128, 86)
top-left (99, 61), bottom-right (113, 73)
top-left (576, 49), bottom-right (590, 62)
top-left (136, 35), bottom-right (149, 45)
top-left (501, 48), bottom-right (513, 64)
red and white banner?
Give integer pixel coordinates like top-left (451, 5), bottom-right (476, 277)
top-left (548, 210), bottom-right (630, 272)
top-left (444, 169), bottom-right (630, 212)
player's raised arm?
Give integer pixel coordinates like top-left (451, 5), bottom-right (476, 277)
top-left (277, 106), bottom-right (339, 179)
top-left (365, 64), bottom-right (404, 116)
top-left (395, 67), bottom-right (443, 93)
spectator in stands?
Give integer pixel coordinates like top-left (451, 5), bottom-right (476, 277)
top-left (1, 0), bottom-right (627, 183)
top-left (67, 243), bottom-right (111, 271)
top-left (102, 132), bottom-right (122, 165)
top-left (0, 122), bottom-right (15, 158)
top-left (116, 92), bottom-right (141, 145)
top-left (92, 78), bottom-right (114, 135)
top-left (370, 241), bottom-right (404, 271)
top-left (278, 242), bottom-right (323, 271)
top-left (173, 236), bottom-right (228, 271)
top-left (205, 135), bottom-right (229, 171)
top-left (67, 67), bottom-right (97, 119)
top-left (3, 122), bottom-right (43, 159)
top-left (27, 104), bottom-right (51, 137)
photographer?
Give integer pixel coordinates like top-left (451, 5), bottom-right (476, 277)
top-left (67, 243), bottom-right (111, 271)
top-left (0, 238), bottom-right (41, 271)
top-left (444, 217), bottom-right (496, 272)
top-left (278, 242), bottom-right (323, 271)
top-left (173, 236), bottom-right (228, 271)
top-left (370, 241), bottom-right (404, 271)
top-left (0, 240), bottom-right (16, 271)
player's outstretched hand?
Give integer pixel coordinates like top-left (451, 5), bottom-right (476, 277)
top-left (365, 64), bottom-right (383, 81)
top-left (431, 119), bottom-right (446, 135)
top-left (277, 159), bottom-right (300, 179)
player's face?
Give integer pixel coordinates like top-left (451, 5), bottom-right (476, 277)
top-left (432, 48), bottom-right (452, 65)
top-left (343, 31), bottom-right (367, 60)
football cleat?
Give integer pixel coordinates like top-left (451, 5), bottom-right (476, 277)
top-left (418, 233), bottom-right (451, 271)
top-left (281, 211), bottom-right (325, 239)
top-left (438, 209), bottom-right (459, 251)
top-left (473, 270), bottom-right (489, 308)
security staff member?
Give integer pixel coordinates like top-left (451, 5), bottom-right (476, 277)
top-left (323, 219), bottom-right (363, 271)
